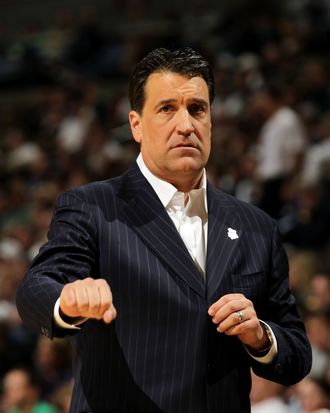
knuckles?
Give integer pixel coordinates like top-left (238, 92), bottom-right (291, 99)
top-left (61, 277), bottom-right (113, 319)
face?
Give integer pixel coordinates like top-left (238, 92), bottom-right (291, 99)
top-left (250, 91), bottom-right (273, 118)
top-left (129, 71), bottom-right (211, 191)
top-left (3, 370), bottom-right (31, 408)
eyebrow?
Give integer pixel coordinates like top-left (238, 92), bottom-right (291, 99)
top-left (189, 98), bottom-right (209, 107)
top-left (154, 99), bottom-right (176, 110)
top-left (154, 98), bottom-right (209, 110)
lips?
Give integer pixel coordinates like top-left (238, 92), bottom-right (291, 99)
top-left (172, 142), bottom-right (198, 149)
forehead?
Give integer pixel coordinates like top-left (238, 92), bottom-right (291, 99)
top-left (5, 371), bottom-right (28, 387)
top-left (144, 71), bottom-right (209, 104)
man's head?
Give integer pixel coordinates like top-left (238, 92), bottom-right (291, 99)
top-left (129, 48), bottom-right (215, 115)
top-left (128, 48), bottom-right (215, 192)
top-left (250, 81), bottom-right (285, 119)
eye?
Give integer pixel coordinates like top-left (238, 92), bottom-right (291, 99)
top-left (160, 105), bottom-right (172, 113)
top-left (189, 103), bottom-right (206, 115)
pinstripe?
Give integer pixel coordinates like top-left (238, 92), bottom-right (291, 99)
top-left (132, 235), bottom-right (142, 381)
top-left (167, 280), bottom-right (181, 411)
top-left (148, 258), bottom-right (161, 402)
top-left (141, 251), bottom-right (152, 388)
top-left (16, 163), bottom-right (311, 413)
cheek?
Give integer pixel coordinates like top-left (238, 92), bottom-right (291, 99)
top-left (206, 141), bottom-right (211, 156)
top-left (202, 128), bottom-right (212, 149)
top-left (198, 119), bottom-right (211, 137)
top-left (141, 136), bottom-right (167, 161)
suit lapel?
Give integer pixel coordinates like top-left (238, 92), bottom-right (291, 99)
top-left (117, 164), bottom-right (205, 298)
top-left (206, 185), bottom-right (241, 301)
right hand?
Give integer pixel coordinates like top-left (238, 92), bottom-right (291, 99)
top-left (60, 277), bottom-right (117, 324)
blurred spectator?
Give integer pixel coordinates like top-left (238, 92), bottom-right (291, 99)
top-left (4, 128), bottom-right (42, 173)
top-left (252, 82), bottom-right (306, 218)
top-left (33, 336), bottom-right (72, 399)
top-left (286, 250), bottom-right (320, 306)
top-left (0, 238), bottom-right (37, 379)
top-left (27, 183), bottom-right (60, 260)
top-left (304, 313), bottom-right (330, 382)
top-left (50, 380), bottom-right (73, 413)
top-left (295, 59), bottom-right (330, 114)
top-left (304, 273), bottom-right (330, 316)
top-left (301, 112), bottom-right (330, 186)
top-left (279, 182), bottom-right (330, 250)
top-left (66, 5), bottom-right (123, 79)
top-left (0, 367), bottom-right (59, 413)
top-left (291, 377), bottom-right (330, 413)
top-left (250, 370), bottom-right (291, 413)
top-left (55, 87), bottom-right (96, 154)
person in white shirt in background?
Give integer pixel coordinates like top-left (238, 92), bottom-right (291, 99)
top-left (252, 82), bottom-right (306, 218)
top-left (301, 112), bottom-right (330, 186)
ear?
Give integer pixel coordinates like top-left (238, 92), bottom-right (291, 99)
top-left (129, 110), bottom-right (142, 144)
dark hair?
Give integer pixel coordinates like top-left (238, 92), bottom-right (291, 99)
top-left (129, 47), bottom-right (215, 113)
top-left (262, 79), bottom-right (286, 101)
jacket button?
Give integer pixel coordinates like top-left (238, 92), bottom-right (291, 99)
top-left (275, 363), bottom-right (283, 374)
top-left (41, 327), bottom-right (50, 337)
top-left (207, 363), bottom-right (215, 374)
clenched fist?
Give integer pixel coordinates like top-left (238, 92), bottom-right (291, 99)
top-left (60, 277), bottom-right (117, 324)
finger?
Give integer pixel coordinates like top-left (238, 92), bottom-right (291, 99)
top-left (220, 318), bottom-right (256, 336)
top-left (211, 296), bottom-right (247, 324)
top-left (73, 281), bottom-right (90, 317)
top-left (103, 304), bottom-right (117, 324)
top-left (60, 284), bottom-right (81, 318)
top-left (217, 307), bottom-right (252, 333)
top-left (84, 281), bottom-right (102, 318)
top-left (96, 279), bottom-right (113, 319)
top-left (208, 293), bottom-right (245, 316)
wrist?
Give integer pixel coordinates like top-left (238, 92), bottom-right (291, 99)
top-left (59, 306), bottom-right (82, 324)
top-left (247, 323), bottom-right (272, 354)
top-left (54, 298), bottom-right (86, 329)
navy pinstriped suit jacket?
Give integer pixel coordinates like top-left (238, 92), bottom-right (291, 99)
top-left (16, 162), bottom-right (311, 413)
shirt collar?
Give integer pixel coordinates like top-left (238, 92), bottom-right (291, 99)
top-left (136, 153), bottom-right (208, 212)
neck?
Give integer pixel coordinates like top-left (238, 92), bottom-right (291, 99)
top-left (21, 401), bottom-right (35, 413)
top-left (169, 173), bottom-right (204, 194)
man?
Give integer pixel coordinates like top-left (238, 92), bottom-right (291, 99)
top-left (16, 48), bottom-right (311, 413)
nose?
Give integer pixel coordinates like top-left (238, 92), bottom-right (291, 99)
top-left (176, 109), bottom-right (194, 136)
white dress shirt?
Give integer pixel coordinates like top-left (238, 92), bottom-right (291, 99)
top-left (137, 153), bottom-right (207, 275)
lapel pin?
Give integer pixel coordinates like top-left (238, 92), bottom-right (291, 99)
top-left (227, 227), bottom-right (239, 240)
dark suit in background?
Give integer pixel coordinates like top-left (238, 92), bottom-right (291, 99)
top-left (16, 163), bottom-right (311, 413)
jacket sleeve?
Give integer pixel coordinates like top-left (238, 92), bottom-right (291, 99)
top-left (16, 189), bottom-right (99, 339)
top-left (251, 222), bottom-right (312, 385)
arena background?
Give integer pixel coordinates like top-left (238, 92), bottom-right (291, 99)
top-left (0, 1), bottom-right (329, 412)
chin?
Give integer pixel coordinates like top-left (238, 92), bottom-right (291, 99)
top-left (173, 157), bottom-right (204, 174)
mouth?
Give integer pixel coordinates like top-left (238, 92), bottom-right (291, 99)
top-left (172, 142), bottom-right (198, 149)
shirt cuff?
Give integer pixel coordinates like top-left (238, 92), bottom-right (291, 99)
top-left (53, 297), bottom-right (87, 329)
top-left (245, 320), bottom-right (278, 364)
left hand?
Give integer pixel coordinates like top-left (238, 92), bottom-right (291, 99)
top-left (208, 293), bottom-right (270, 351)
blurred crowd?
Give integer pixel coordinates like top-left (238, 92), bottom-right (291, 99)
top-left (0, 0), bottom-right (329, 412)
